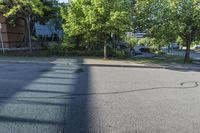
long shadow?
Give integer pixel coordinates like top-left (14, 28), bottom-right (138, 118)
top-left (64, 63), bottom-right (91, 133)
top-left (0, 62), bottom-right (54, 97)
top-left (0, 99), bottom-right (72, 106)
top-left (0, 58), bottom-right (82, 133)
top-left (0, 115), bottom-right (64, 125)
top-left (40, 76), bottom-right (77, 80)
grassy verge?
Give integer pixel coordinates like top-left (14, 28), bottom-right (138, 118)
top-left (0, 50), bottom-right (49, 57)
top-left (130, 55), bottom-right (192, 64)
top-left (0, 50), bottom-right (193, 65)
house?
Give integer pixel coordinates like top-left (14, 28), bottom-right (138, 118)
top-left (127, 32), bottom-right (146, 39)
top-left (34, 21), bottom-right (64, 42)
top-left (0, 15), bottom-right (27, 49)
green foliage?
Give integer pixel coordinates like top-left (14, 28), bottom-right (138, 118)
top-left (62, 0), bottom-right (133, 51)
top-left (191, 40), bottom-right (200, 47)
top-left (124, 35), bottom-right (138, 47)
top-left (136, 37), bottom-right (165, 50)
top-left (48, 44), bottom-right (104, 56)
top-left (135, 0), bottom-right (200, 62)
top-left (0, 0), bottom-right (45, 18)
top-left (0, 0), bottom-right (46, 51)
top-left (137, 38), bottom-right (149, 46)
top-left (112, 50), bottom-right (126, 59)
top-left (37, 0), bottom-right (63, 23)
top-left (48, 44), bottom-right (68, 55)
top-left (154, 50), bottom-right (166, 55)
top-left (48, 44), bottom-right (127, 59)
top-left (176, 36), bottom-right (184, 46)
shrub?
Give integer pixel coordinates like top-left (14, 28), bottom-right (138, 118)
top-left (124, 35), bottom-right (138, 48)
top-left (48, 44), bottom-right (68, 55)
top-left (112, 50), bottom-right (126, 59)
top-left (65, 50), bottom-right (104, 57)
top-left (154, 50), bottom-right (166, 55)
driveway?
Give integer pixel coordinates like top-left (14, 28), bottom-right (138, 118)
top-left (0, 58), bottom-right (200, 133)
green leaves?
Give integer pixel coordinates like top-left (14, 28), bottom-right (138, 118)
top-left (0, 0), bottom-right (45, 18)
top-left (62, 0), bottom-right (133, 49)
top-left (136, 0), bottom-right (200, 41)
top-left (135, 0), bottom-right (200, 62)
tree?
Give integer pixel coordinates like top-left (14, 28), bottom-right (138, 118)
top-left (0, 0), bottom-right (45, 52)
top-left (135, 0), bottom-right (200, 63)
top-left (61, 0), bottom-right (85, 49)
top-left (62, 0), bottom-right (133, 58)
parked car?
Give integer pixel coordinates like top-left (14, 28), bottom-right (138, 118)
top-left (132, 45), bottom-right (151, 56)
top-left (134, 46), bottom-right (150, 53)
top-left (169, 43), bottom-right (181, 49)
top-left (194, 45), bottom-right (200, 49)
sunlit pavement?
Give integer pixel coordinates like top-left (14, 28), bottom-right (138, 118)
top-left (0, 58), bottom-right (82, 133)
top-left (65, 62), bottom-right (200, 133)
top-left (0, 58), bottom-right (200, 133)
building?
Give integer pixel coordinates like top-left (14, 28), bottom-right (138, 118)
top-left (127, 32), bottom-right (146, 39)
top-left (0, 15), bottom-right (27, 49)
top-left (34, 21), bottom-right (64, 41)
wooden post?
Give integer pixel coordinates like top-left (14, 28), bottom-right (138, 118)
top-left (0, 23), bottom-right (5, 54)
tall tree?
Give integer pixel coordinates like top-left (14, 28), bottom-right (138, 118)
top-left (0, 0), bottom-right (45, 52)
top-left (61, 0), bottom-right (85, 49)
top-left (62, 0), bottom-right (133, 58)
top-left (135, 0), bottom-right (200, 63)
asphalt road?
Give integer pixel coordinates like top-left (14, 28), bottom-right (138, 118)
top-left (0, 58), bottom-right (82, 133)
top-left (65, 63), bottom-right (200, 133)
top-left (1, 58), bottom-right (200, 133)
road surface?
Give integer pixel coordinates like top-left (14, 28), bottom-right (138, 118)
top-left (0, 58), bottom-right (200, 133)
top-left (0, 58), bottom-right (81, 133)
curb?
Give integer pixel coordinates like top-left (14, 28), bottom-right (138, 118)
top-left (83, 63), bottom-right (165, 69)
top-left (0, 59), bottom-right (199, 71)
top-left (83, 63), bottom-right (200, 71)
top-left (0, 60), bottom-right (53, 65)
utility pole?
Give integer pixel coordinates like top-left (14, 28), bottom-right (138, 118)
top-left (0, 23), bottom-right (5, 54)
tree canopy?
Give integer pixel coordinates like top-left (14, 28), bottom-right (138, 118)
top-left (135, 0), bottom-right (200, 63)
top-left (0, 0), bottom-right (46, 51)
top-left (62, 0), bottom-right (133, 58)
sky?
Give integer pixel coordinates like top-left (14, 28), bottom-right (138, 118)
top-left (58, 0), bottom-right (68, 3)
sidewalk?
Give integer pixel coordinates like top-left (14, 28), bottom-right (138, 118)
top-left (0, 56), bottom-right (199, 71)
top-left (83, 58), bottom-right (200, 71)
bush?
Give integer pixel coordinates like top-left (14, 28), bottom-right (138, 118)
top-left (48, 44), bottom-right (129, 59)
top-left (154, 50), bottom-right (166, 55)
top-left (65, 50), bottom-right (104, 57)
top-left (48, 44), bottom-right (68, 56)
top-left (48, 44), bottom-right (104, 57)
top-left (111, 50), bottom-right (126, 59)
top-left (149, 47), bottom-right (165, 55)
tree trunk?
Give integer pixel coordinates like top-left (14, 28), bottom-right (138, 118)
top-left (75, 36), bottom-right (80, 50)
top-left (51, 34), bottom-right (54, 42)
top-left (104, 43), bottom-right (107, 59)
top-left (184, 41), bottom-right (191, 63)
top-left (26, 16), bottom-right (32, 53)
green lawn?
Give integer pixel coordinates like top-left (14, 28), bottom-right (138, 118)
top-left (130, 55), bottom-right (191, 64)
